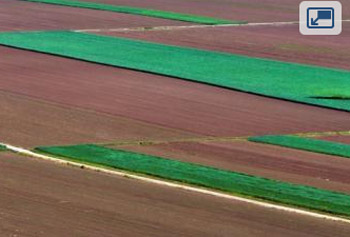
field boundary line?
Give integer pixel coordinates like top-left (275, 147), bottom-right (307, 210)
top-left (2, 142), bottom-right (350, 224)
top-left (98, 130), bottom-right (350, 147)
top-left (74, 19), bottom-right (350, 33)
top-left (296, 130), bottom-right (350, 138)
top-left (97, 136), bottom-right (249, 146)
top-left (74, 21), bottom-right (299, 33)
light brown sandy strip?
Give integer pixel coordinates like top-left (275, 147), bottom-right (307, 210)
top-left (73, 21), bottom-right (297, 33)
top-left (296, 130), bottom-right (350, 138)
top-left (74, 19), bottom-right (350, 33)
top-left (97, 135), bottom-right (249, 146)
top-left (98, 130), bottom-right (350, 147)
top-left (2, 142), bottom-right (350, 224)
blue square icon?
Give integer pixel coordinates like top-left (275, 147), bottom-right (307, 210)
top-left (300, 1), bottom-right (342, 35)
top-left (307, 7), bottom-right (334, 29)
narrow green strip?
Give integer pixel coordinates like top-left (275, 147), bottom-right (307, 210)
top-left (0, 31), bottom-right (349, 111)
top-left (22, 0), bottom-right (243, 25)
top-left (36, 144), bottom-right (350, 216)
top-left (0, 145), bottom-right (7, 151)
top-left (249, 135), bottom-right (350, 158)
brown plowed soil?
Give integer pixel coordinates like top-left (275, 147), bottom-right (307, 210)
top-left (0, 0), bottom-right (189, 32)
top-left (101, 22), bottom-right (350, 70)
top-left (2, 152), bottom-right (350, 237)
top-left (0, 91), bottom-right (195, 147)
top-left (318, 136), bottom-right (350, 144)
top-left (111, 141), bottom-right (350, 193)
top-left (1, 46), bottom-right (349, 139)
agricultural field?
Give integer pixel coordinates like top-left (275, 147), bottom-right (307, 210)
top-left (0, 0), bottom-right (349, 236)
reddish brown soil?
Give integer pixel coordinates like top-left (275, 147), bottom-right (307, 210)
top-left (0, 0), bottom-right (189, 32)
top-left (80, 0), bottom-right (350, 22)
top-left (114, 141), bottom-right (350, 193)
top-left (1, 46), bottom-right (349, 139)
top-left (318, 136), bottom-right (350, 144)
top-left (2, 152), bottom-right (350, 237)
top-left (0, 91), bottom-right (195, 147)
top-left (102, 22), bottom-right (350, 70)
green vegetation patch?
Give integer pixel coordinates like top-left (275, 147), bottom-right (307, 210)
top-left (22, 0), bottom-right (243, 25)
top-left (0, 31), bottom-right (349, 111)
top-left (249, 135), bottom-right (350, 158)
top-left (0, 145), bottom-right (7, 151)
top-left (36, 144), bottom-right (350, 216)
top-left (309, 88), bottom-right (350, 100)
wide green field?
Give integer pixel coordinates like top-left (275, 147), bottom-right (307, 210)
top-left (0, 31), bottom-right (348, 111)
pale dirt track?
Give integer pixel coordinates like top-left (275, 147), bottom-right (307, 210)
top-left (2, 152), bottom-right (350, 237)
top-left (1, 1), bottom-right (350, 236)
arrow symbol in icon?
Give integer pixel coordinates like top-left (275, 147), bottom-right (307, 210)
top-left (311, 17), bottom-right (319, 25)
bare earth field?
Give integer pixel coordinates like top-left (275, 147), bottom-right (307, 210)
top-left (0, 90), bottom-right (195, 147)
top-left (319, 136), bottom-right (350, 144)
top-left (1, 0), bottom-right (350, 236)
top-left (2, 152), bottom-right (350, 237)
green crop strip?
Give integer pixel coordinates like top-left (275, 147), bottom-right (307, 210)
top-left (0, 31), bottom-right (349, 111)
top-left (0, 145), bottom-right (7, 151)
top-left (36, 144), bottom-right (350, 216)
top-left (249, 135), bottom-right (350, 158)
top-left (21, 0), bottom-right (244, 25)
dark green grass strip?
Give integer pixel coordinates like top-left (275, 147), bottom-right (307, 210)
top-left (36, 144), bottom-right (350, 217)
top-left (249, 135), bottom-right (350, 158)
top-left (0, 145), bottom-right (7, 151)
top-left (0, 31), bottom-right (349, 111)
top-left (22, 0), bottom-right (244, 25)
